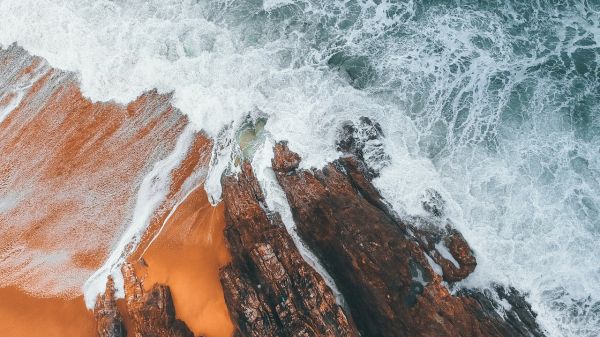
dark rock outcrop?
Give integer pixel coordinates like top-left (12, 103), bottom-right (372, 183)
top-left (94, 264), bottom-right (196, 337)
top-left (121, 263), bottom-right (195, 337)
top-left (272, 141), bottom-right (545, 337)
top-left (459, 285), bottom-right (546, 337)
top-left (337, 116), bottom-right (390, 177)
top-left (94, 277), bottom-right (126, 337)
top-left (219, 162), bottom-right (359, 337)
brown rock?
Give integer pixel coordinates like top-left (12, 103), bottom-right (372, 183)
top-left (220, 162), bottom-right (359, 337)
top-left (94, 277), bottom-right (126, 337)
top-left (438, 228), bottom-right (478, 282)
top-left (121, 263), bottom-right (195, 337)
top-left (412, 224), bottom-right (478, 283)
top-left (94, 264), bottom-right (196, 337)
top-left (272, 142), bottom-right (544, 337)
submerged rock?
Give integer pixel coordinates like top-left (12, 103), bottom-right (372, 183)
top-left (220, 162), bottom-right (359, 337)
top-left (337, 116), bottom-right (390, 177)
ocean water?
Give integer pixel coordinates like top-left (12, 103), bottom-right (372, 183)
top-left (0, 0), bottom-right (598, 335)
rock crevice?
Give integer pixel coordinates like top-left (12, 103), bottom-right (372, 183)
top-left (94, 264), bottom-right (196, 337)
top-left (219, 162), bottom-right (359, 337)
top-left (272, 141), bottom-right (545, 337)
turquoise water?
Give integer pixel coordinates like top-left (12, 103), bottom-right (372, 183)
top-left (204, 2), bottom-right (600, 335)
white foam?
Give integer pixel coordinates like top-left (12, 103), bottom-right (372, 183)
top-left (424, 253), bottom-right (443, 277)
top-left (0, 53), bottom-right (48, 125)
top-left (262, 0), bottom-right (296, 11)
top-left (204, 124), bottom-right (240, 205)
top-left (82, 124), bottom-right (195, 309)
top-left (252, 137), bottom-right (348, 308)
top-left (0, 192), bottom-right (22, 214)
top-left (435, 242), bottom-right (460, 269)
top-left (0, 91), bottom-right (24, 124)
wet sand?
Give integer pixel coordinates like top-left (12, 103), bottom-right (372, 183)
top-left (0, 287), bottom-right (96, 337)
top-left (0, 45), bottom-right (233, 337)
top-left (0, 45), bottom-right (188, 296)
top-left (132, 186), bottom-right (233, 337)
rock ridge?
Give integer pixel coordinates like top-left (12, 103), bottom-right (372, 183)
top-left (271, 141), bottom-right (545, 337)
top-left (94, 263), bottom-right (196, 337)
top-left (219, 162), bottom-right (359, 337)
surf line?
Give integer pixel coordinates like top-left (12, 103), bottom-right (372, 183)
top-left (83, 124), bottom-right (196, 309)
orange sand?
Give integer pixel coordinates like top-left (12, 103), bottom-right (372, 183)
top-left (132, 187), bottom-right (233, 337)
top-left (0, 45), bottom-right (233, 337)
top-left (0, 287), bottom-right (96, 337)
top-left (0, 46), bottom-right (188, 293)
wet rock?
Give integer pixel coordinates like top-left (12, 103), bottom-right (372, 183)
top-left (121, 263), bottom-right (195, 337)
top-left (94, 277), bottom-right (126, 337)
top-left (459, 285), bottom-right (546, 337)
top-left (94, 264), bottom-right (196, 337)
top-left (220, 162), bottom-right (359, 337)
top-left (421, 188), bottom-right (446, 218)
top-left (337, 116), bottom-right (390, 177)
top-left (412, 224), bottom-right (477, 283)
top-left (270, 143), bottom-right (301, 172)
top-left (272, 142), bottom-right (545, 337)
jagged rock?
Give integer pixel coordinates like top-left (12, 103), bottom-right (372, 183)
top-left (94, 277), bottom-right (126, 337)
top-left (337, 116), bottom-right (390, 177)
top-left (459, 285), bottom-right (546, 337)
top-left (94, 264), bottom-right (196, 337)
top-left (272, 142), bottom-right (545, 337)
top-left (121, 263), bottom-right (195, 337)
top-left (412, 224), bottom-right (477, 283)
top-left (220, 162), bottom-right (360, 337)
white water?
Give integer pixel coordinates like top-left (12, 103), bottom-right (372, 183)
top-left (83, 124), bottom-right (195, 308)
top-left (0, 1), bottom-right (598, 335)
top-left (0, 52), bottom-right (48, 124)
top-left (251, 135), bottom-right (348, 308)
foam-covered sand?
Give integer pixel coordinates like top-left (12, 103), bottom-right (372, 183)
top-left (0, 45), bottom-right (188, 300)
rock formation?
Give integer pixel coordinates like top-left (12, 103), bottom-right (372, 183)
top-left (94, 278), bottom-right (126, 337)
top-left (272, 141), bottom-right (545, 337)
top-left (0, 45), bottom-right (547, 337)
top-left (90, 123), bottom-right (545, 337)
top-left (121, 263), bottom-right (196, 337)
top-left (219, 162), bottom-right (359, 337)
top-left (94, 264), bottom-right (196, 337)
